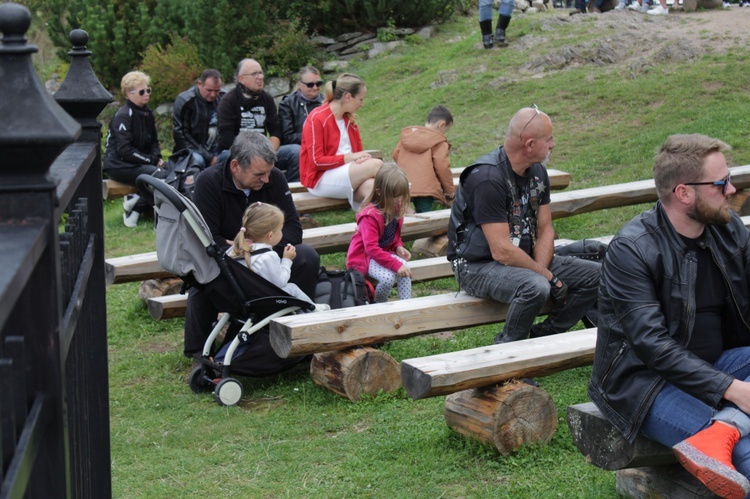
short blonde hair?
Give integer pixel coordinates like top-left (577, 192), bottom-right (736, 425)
top-left (121, 71), bottom-right (150, 97)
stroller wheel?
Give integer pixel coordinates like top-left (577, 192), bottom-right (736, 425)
top-left (188, 366), bottom-right (214, 394)
top-left (214, 378), bottom-right (244, 406)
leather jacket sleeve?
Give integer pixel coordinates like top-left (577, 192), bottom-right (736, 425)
top-left (278, 94), bottom-right (300, 145)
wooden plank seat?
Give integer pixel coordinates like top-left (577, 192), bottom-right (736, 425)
top-left (269, 291), bottom-right (541, 359)
top-left (287, 167), bottom-right (571, 194)
top-left (400, 328), bottom-right (597, 400)
top-left (103, 165), bottom-right (750, 285)
top-left (145, 253), bottom-right (456, 320)
top-left (567, 403), bottom-right (714, 498)
top-left (102, 179), bottom-right (137, 200)
top-left (144, 236), bottom-right (606, 321)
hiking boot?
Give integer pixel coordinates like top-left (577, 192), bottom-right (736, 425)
top-left (122, 193), bottom-right (140, 213)
top-left (495, 28), bottom-right (506, 44)
top-left (123, 210), bottom-right (140, 228)
top-left (673, 421), bottom-right (750, 499)
top-left (646, 4), bottom-right (667, 12)
top-left (482, 33), bottom-right (494, 49)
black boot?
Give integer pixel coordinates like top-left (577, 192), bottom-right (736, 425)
top-left (496, 15), bottom-right (511, 45)
top-left (480, 19), bottom-right (493, 49)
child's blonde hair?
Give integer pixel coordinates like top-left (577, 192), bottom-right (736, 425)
top-left (230, 202), bottom-right (285, 268)
top-left (360, 163), bottom-right (411, 224)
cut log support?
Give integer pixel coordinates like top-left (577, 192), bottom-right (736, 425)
top-left (566, 402), bottom-right (674, 470)
top-left (615, 466), bottom-right (715, 498)
top-left (444, 382), bottom-right (557, 456)
top-left (310, 347), bottom-right (400, 402)
top-left (567, 402), bottom-right (714, 498)
top-left (412, 235), bottom-right (449, 258)
top-left (138, 277), bottom-right (183, 302)
top-left (401, 328), bottom-right (596, 400)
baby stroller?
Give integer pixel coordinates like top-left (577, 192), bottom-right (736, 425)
top-left (136, 174), bottom-right (316, 406)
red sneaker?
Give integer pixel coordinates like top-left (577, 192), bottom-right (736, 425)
top-left (673, 421), bottom-right (750, 499)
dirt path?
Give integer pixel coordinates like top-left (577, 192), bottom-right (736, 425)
top-left (508, 7), bottom-right (750, 75)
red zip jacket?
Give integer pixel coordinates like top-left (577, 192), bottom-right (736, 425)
top-left (299, 102), bottom-right (364, 188)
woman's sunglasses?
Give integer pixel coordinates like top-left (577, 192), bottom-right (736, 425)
top-left (129, 87), bottom-right (152, 96)
top-left (300, 80), bottom-right (324, 89)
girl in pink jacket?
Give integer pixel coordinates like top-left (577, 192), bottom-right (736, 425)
top-left (346, 164), bottom-right (412, 303)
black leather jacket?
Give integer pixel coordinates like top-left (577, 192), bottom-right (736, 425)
top-left (104, 100), bottom-right (161, 170)
top-left (278, 90), bottom-right (323, 146)
top-left (172, 85), bottom-right (224, 164)
top-left (589, 201), bottom-right (750, 442)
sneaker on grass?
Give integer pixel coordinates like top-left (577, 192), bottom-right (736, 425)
top-left (647, 4), bottom-right (668, 13)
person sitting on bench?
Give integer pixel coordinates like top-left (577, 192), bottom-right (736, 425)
top-left (590, 134), bottom-right (750, 499)
top-left (447, 105), bottom-right (600, 345)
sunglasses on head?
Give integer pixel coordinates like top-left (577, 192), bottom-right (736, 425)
top-left (130, 87), bottom-right (152, 96)
top-left (519, 103), bottom-right (541, 140)
top-left (300, 80), bottom-right (324, 89)
top-left (673, 174), bottom-right (732, 195)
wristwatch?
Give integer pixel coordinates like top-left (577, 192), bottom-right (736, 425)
top-left (549, 276), bottom-right (560, 286)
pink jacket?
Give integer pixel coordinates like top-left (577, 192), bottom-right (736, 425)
top-left (346, 203), bottom-right (405, 276)
top-left (299, 102), bottom-right (364, 188)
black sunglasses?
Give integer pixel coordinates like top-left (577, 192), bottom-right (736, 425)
top-left (673, 174), bottom-right (732, 195)
top-left (300, 80), bottom-right (324, 89)
top-left (130, 87), bottom-right (152, 96)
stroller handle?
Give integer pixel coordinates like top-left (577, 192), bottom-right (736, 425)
top-left (136, 173), bottom-right (188, 212)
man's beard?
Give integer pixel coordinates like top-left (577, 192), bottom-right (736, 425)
top-left (687, 193), bottom-right (731, 225)
top-left (541, 151), bottom-right (551, 167)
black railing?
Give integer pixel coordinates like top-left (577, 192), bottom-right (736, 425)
top-left (0, 3), bottom-right (112, 498)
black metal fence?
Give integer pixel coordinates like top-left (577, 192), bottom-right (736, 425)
top-left (0, 3), bottom-right (113, 498)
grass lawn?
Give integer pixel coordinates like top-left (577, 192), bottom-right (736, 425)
top-left (105, 7), bottom-right (750, 497)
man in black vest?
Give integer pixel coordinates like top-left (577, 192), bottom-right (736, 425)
top-left (447, 106), bottom-right (599, 344)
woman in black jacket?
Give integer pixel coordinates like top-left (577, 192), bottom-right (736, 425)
top-left (104, 70), bottom-right (164, 227)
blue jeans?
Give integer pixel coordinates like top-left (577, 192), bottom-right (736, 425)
top-left (479, 0), bottom-right (515, 20)
top-left (454, 255), bottom-right (600, 342)
top-left (641, 346), bottom-right (750, 479)
top-left (276, 144), bottom-right (300, 183)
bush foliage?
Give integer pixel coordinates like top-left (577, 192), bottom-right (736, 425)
top-left (35, 0), bottom-right (469, 92)
top-left (139, 34), bottom-right (202, 106)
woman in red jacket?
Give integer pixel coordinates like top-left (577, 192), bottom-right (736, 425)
top-left (299, 73), bottom-right (382, 211)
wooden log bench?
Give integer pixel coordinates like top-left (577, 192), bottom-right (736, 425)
top-left (398, 328), bottom-right (597, 454)
top-left (105, 166), bottom-right (716, 285)
top-left (567, 402), bottom-right (715, 498)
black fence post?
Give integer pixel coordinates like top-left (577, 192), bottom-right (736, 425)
top-left (0, 2), bottom-right (80, 497)
top-left (54, 28), bottom-right (113, 499)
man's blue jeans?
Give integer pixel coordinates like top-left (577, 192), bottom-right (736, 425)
top-left (277, 144), bottom-right (300, 183)
top-left (479, 0), bottom-right (515, 20)
top-left (454, 255), bottom-right (600, 342)
top-left (641, 346), bottom-right (750, 479)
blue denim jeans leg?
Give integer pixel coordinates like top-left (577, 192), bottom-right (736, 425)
top-left (276, 144), bottom-right (300, 183)
top-left (641, 346), bottom-right (750, 479)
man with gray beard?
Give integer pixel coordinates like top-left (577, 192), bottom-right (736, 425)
top-left (447, 106), bottom-right (600, 344)
top-left (590, 134), bottom-right (750, 499)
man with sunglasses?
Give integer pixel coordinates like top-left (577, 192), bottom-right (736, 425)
top-left (447, 106), bottom-right (600, 345)
top-left (590, 134), bottom-right (750, 498)
top-left (216, 58), bottom-right (300, 181)
top-left (278, 66), bottom-right (324, 171)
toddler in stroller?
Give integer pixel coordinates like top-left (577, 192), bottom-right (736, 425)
top-left (226, 201), bottom-right (330, 312)
top-left (136, 174), bottom-right (317, 406)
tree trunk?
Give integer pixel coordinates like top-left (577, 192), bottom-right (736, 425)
top-left (310, 347), bottom-right (400, 402)
top-left (444, 382), bottom-right (557, 455)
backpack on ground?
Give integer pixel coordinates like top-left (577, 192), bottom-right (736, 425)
top-left (314, 267), bottom-right (372, 309)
